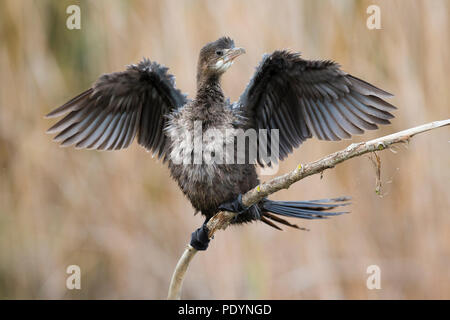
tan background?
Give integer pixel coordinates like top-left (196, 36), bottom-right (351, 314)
top-left (0, 0), bottom-right (449, 299)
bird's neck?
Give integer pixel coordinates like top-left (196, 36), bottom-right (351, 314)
top-left (196, 74), bottom-right (225, 105)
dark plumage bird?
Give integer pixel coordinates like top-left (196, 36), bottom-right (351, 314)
top-left (46, 37), bottom-right (396, 250)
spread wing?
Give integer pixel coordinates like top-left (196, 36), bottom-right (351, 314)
top-left (237, 50), bottom-right (396, 164)
top-left (46, 58), bottom-right (187, 159)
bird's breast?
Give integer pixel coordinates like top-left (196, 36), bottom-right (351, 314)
top-left (166, 120), bottom-right (237, 179)
top-left (164, 105), bottom-right (257, 214)
top-left (165, 104), bottom-right (241, 172)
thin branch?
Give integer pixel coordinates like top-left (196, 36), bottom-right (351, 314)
top-left (167, 245), bottom-right (198, 300)
top-left (167, 119), bottom-right (450, 299)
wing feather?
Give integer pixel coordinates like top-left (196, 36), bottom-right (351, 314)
top-left (237, 50), bottom-right (396, 163)
top-left (83, 113), bottom-right (114, 149)
top-left (74, 108), bottom-right (111, 149)
top-left (46, 58), bottom-right (187, 158)
top-left (93, 113), bottom-right (121, 150)
top-left (113, 113), bottom-right (132, 150)
top-left (103, 112), bottom-right (128, 150)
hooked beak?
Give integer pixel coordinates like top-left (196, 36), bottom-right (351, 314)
top-left (214, 47), bottom-right (246, 72)
top-left (223, 47), bottom-right (246, 62)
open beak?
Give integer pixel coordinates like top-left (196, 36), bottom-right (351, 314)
top-left (224, 47), bottom-right (246, 62)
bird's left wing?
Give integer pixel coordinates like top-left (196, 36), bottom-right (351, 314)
top-left (46, 58), bottom-right (187, 159)
top-left (236, 50), bottom-right (396, 164)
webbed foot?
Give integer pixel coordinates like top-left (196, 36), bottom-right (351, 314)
top-left (190, 222), bottom-right (210, 251)
top-left (218, 194), bottom-right (248, 214)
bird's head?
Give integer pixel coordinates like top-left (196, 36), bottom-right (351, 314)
top-left (197, 37), bottom-right (245, 85)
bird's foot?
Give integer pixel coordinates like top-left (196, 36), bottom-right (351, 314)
top-left (190, 195), bottom-right (249, 250)
top-left (190, 222), bottom-right (210, 251)
top-left (218, 194), bottom-right (249, 215)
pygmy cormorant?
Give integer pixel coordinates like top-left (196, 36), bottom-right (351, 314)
top-left (46, 37), bottom-right (396, 250)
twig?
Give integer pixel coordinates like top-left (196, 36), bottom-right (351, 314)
top-left (167, 119), bottom-right (450, 299)
top-left (369, 152), bottom-right (382, 196)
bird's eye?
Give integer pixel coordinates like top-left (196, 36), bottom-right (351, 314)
top-left (216, 50), bottom-right (224, 56)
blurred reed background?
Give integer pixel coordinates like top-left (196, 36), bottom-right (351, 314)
top-left (0, 0), bottom-right (449, 299)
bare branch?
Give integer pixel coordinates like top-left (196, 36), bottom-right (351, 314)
top-left (167, 119), bottom-right (450, 299)
top-left (167, 245), bottom-right (197, 300)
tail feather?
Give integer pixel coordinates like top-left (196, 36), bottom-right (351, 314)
top-left (260, 216), bottom-right (283, 230)
top-left (262, 212), bottom-right (309, 231)
top-left (261, 197), bottom-right (350, 230)
top-left (264, 204), bottom-right (348, 218)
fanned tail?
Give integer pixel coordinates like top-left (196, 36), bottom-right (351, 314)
top-left (260, 197), bottom-right (350, 230)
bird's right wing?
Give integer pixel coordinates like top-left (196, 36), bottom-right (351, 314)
top-left (46, 58), bottom-right (187, 159)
